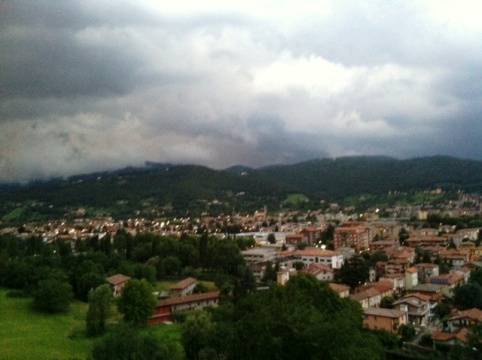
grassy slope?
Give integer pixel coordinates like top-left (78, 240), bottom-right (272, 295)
top-left (0, 289), bottom-right (90, 360)
top-left (0, 288), bottom-right (184, 360)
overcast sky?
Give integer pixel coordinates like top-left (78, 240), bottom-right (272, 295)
top-left (1, 1), bottom-right (481, 182)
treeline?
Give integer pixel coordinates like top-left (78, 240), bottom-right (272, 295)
top-left (0, 232), bottom-right (255, 305)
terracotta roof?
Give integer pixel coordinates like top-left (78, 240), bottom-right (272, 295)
top-left (371, 281), bottom-right (394, 294)
top-left (432, 328), bottom-right (470, 343)
top-left (301, 263), bottom-right (333, 275)
top-left (364, 307), bottom-right (405, 318)
top-left (402, 292), bottom-right (431, 302)
top-left (449, 308), bottom-right (482, 322)
top-left (351, 288), bottom-right (380, 301)
top-left (157, 291), bottom-right (220, 307)
top-left (170, 277), bottom-right (197, 290)
top-left (295, 248), bottom-right (336, 257)
top-left (406, 267), bottom-right (417, 273)
top-left (329, 283), bottom-right (350, 294)
top-left (106, 274), bottom-right (131, 286)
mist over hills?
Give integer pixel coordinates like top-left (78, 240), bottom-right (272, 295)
top-left (2, 155), bottom-right (482, 220)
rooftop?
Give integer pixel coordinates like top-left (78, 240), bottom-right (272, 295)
top-left (157, 291), bottom-right (220, 307)
top-left (106, 274), bottom-right (131, 286)
top-left (364, 307), bottom-right (405, 318)
top-left (170, 277), bottom-right (197, 290)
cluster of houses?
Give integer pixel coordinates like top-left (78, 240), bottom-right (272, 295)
top-left (240, 219), bottom-right (482, 349)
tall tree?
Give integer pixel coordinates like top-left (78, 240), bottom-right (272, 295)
top-left (182, 311), bottom-right (216, 360)
top-left (453, 283), bottom-right (482, 310)
top-left (86, 284), bottom-right (113, 336)
top-left (336, 255), bottom-right (369, 289)
top-left (118, 279), bottom-right (156, 326)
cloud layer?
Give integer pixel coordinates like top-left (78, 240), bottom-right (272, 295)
top-left (1, 0), bottom-right (481, 181)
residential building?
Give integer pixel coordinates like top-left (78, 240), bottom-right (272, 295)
top-left (415, 263), bottom-right (439, 283)
top-left (393, 294), bottom-right (431, 327)
top-left (293, 248), bottom-right (344, 269)
top-left (350, 288), bottom-right (382, 309)
top-left (363, 307), bottom-right (408, 333)
top-left (301, 263), bottom-right (334, 282)
top-left (149, 291), bottom-right (220, 325)
top-left (106, 274), bottom-right (131, 297)
top-left (333, 222), bottom-right (370, 252)
top-left (446, 308), bottom-right (482, 333)
top-left (405, 267), bottom-right (418, 289)
top-left (432, 328), bottom-right (470, 347)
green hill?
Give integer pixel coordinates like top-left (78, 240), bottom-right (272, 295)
top-left (2, 155), bottom-right (482, 221)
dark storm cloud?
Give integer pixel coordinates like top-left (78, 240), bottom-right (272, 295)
top-left (0, 0), bottom-right (481, 181)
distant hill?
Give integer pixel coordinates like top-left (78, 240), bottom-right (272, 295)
top-left (224, 165), bottom-right (253, 175)
top-left (2, 155), bottom-right (482, 221)
top-left (257, 155), bottom-right (482, 198)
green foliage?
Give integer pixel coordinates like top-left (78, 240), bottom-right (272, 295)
top-left (336, 255), bottom-right (369, 289)
top-left (182, 274), bottom-right (384, 360)
top-left (33, 278), bottom-right (73, 313)
top-left (434, 299), bottom-right (452, 320)
top-left (398, 324), bottom-right (416, 342)
top-left (380, 296), bottom-right (395, 309)
top-left (193, 282), bottom-right (208, 294)
top-left (282, 193), bottom-right (309, 208)
top-left (453, 283), bottom-right (482, 310)
top-left (469, 268), bottom-right (482, 286)
top-left (5, 156), bottom-right (482, 221)
top-left (182, 311), bottom-right (216, 360)
top-left (86, 285), bottom-right (112, 336)
top-left (91, 325), bottom-right (183, 360)
top-left (419, 334), bottom-right (433, 348)
top-left (262, 261), bottom-right (277, 284)
top-left (118, 279), bottom-right (156, 326)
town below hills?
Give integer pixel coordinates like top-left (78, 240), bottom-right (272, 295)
top-left (2, 155), bottom-right (482, 359)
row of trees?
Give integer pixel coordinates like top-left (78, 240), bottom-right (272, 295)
top-left (0, 231), bottom-right (255, 307)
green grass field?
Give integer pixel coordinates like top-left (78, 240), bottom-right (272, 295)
top-left (0, 288), bottom-right (184, 359)
top-left (0, 289), bottom-right (91, 360)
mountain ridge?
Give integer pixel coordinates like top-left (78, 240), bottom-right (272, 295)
top-left (2, 155), bottom-right (482, 221)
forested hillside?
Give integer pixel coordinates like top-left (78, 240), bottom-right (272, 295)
top-left (2, 156), bottom-right (482, 221)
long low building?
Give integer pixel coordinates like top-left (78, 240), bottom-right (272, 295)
top-left (149, 291), bottom-right (220, 325)
top-left (293, 248), bottom-right (344, 269)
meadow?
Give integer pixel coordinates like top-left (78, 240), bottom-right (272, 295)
top-left (0, 288), bottom-right (182, 360)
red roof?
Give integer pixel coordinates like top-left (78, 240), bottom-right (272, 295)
top-left (295, 248), bottom-right (336, 257)
top-left (170, 277), bottom-right (197, 290)
top-left (106, 274), bottom-right (131, 286)
top-left (449, 308), bottom-right (482, 322)
top-left (432, 328), bottom-right (470, 343)
top-left (157, 291), bottom-right (220, 307)
top-left (329, 283), bottom-right (350, 294)
top-left (302, 263), bottom-right (333, 276)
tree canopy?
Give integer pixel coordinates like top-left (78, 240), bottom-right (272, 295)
top-left (182, 274), bottom-right (383, 360)
top-left (118, 279), bottom-right (156, 326)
